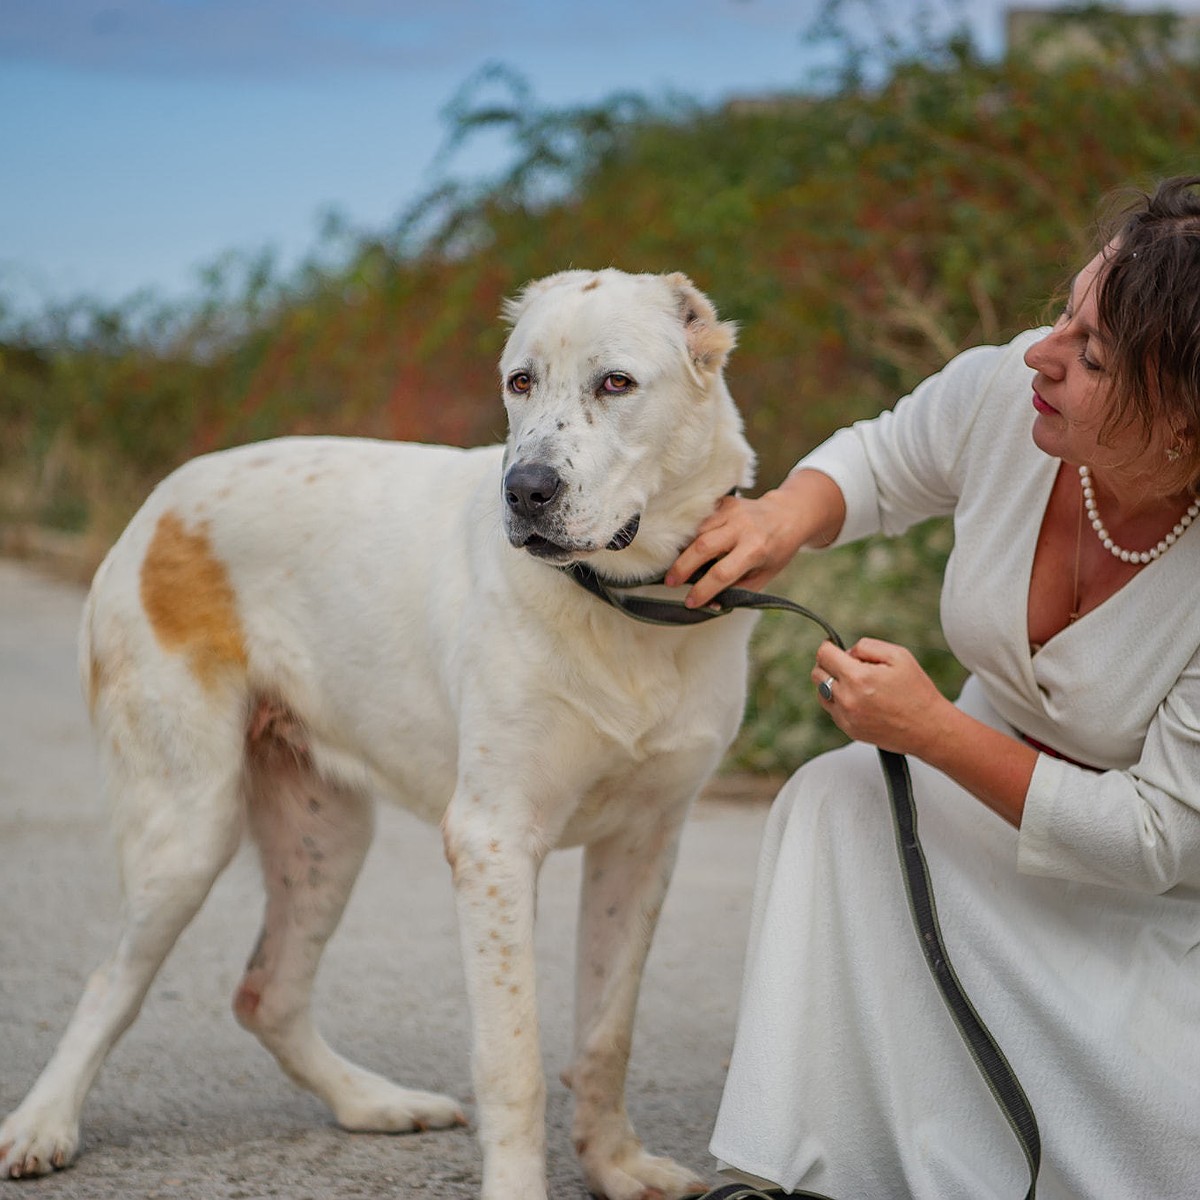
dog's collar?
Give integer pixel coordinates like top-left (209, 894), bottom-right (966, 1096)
top-left (563, 562), bottom-right (727, 627)
top-left (559, 487), bottom-right (742, 627)
top-left (562, 550), bottom-right (843, 646)
top-left (559, 490), bottom-right (842, 642)
top-left (562, 561), bottom-right (711, 626)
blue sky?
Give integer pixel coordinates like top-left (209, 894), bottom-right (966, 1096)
top-left (2, 0), bottom-right (1195, 315)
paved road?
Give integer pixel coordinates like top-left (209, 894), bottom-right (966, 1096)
top-left (0, 560), bottom-right (772, 1199)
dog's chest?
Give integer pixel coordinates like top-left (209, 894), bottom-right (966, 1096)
top-left (566, 622), bottom-right (742, 752)
top-left (571, 633), bottom-right (746, 765)
top-left (555, 673), bottom-right (739, 848)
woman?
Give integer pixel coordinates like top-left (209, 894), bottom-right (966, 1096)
top-left (667, 176), bottom-right (1200, 1199)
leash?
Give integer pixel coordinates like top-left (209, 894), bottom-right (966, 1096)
top-left (565, 561), bottom-right (1041, 1199)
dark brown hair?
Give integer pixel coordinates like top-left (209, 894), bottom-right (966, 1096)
top-left (1095, 175), bottom-right (1200, 488)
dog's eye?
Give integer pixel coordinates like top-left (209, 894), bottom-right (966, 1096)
top-left (507, 372), bottom-right (532, 395)
top-left (601, 373), bottom-right (634, 394)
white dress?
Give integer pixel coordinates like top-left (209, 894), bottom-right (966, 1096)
top-left (709, 331), bottom-right (1200, 1199)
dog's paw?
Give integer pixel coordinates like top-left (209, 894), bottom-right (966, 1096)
top-left (580, 1144), bottom-right (708, 1200)
top-left (331, 1078), bottom-right (466, 1134)
top-left (0, 1106), bottom-right (80, 1179)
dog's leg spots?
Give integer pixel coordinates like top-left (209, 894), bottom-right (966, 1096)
top-left (569, 818), bottom-right (708, 1200)
top-left (236, 769), bottom-right (465, 1134)
top-left (442, 800), bottom-right (549, 1200)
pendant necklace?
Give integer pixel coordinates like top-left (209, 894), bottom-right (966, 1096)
top-left (1068, 481), bottom-right (1083, 624)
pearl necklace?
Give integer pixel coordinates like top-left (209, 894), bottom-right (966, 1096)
top-left (1078, 464), bottom-right (1200, 564)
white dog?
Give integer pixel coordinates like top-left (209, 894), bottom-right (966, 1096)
top-left (0, 269), bottom-right (756, 1200)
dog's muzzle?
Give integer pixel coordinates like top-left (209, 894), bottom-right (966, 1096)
top-left (503, 462), bottom-right (640, 560)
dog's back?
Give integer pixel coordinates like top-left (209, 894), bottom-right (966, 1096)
top-left (83, 437), bottom-right (505, 824)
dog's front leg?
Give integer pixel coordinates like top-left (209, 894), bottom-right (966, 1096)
top-left (569, 800), bottom-right (710, 1200)
top-left (442, 788), bottom-right (549, 1200)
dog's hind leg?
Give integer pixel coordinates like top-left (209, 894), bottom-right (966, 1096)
top-left (233, 751), bottom-right (465, 1134)
top-left (0, 737), bottom-right (245, 1179)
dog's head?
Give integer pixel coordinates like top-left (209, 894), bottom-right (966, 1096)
top-left (498, 269), bottom-right (754, 581)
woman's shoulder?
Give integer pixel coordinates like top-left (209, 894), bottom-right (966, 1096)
top-left (936, 328), bottom-right (1047, 394)
top-left (895, 329), bottom-right (1046, 432)
top-left (890, 329), bottom-right (1046, 466)
top-left (935, 328), bottom-right (1048, 443)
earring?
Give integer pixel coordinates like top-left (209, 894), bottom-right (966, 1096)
top-left (1167, 445), bottom-right (1183, 462)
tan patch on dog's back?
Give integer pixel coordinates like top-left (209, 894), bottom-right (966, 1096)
top-left (140, 510), bottom-right (247, 689)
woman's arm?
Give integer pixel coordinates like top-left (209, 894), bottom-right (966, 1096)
top-left (798, 630), bottom-right (1200, 888)
top-left (668, 342), bottom-right (1026, 609)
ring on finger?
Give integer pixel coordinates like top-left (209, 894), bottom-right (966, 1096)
top-left (817, 674), bottom-right (835, 702)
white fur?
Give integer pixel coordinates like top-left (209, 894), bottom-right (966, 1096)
top-left (0, 269), bottom-right (756, 1200)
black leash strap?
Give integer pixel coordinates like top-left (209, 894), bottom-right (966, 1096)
top-left (566, 562), bottom-right (1041, 1199)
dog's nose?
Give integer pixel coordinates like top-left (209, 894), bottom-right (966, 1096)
top-left (504, 463), bottom-right (562, 518)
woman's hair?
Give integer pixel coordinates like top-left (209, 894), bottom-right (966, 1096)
top-left (1095, 175), bottom-right (1200, 488)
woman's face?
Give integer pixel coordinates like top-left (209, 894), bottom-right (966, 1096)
top-left (1024, 246), bottom-right (1170, 482)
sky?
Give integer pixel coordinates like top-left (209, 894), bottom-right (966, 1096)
top-left (2, 0), bottom-right (1197, 317)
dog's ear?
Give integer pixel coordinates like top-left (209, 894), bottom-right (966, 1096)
top-left (666, 273), bottom-right (737, 375)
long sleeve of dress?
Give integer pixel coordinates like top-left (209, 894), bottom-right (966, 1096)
top-left (1020, 653), bottom-right (1200, 893)
top-left (793, 342), bottom-right (1011, 545)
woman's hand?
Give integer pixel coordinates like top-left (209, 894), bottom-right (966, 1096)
top-left (811, 637), bottom-right (954, 758)
top-left (664, 492), bottom-right (803, 606)
top-left (665, 469), bottom-right (847, 608)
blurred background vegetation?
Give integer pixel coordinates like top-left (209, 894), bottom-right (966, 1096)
top-left (2, 4), bottom-right (1197, 776)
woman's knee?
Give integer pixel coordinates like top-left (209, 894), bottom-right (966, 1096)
top-left (771, 741), bottom-right (883, 828)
